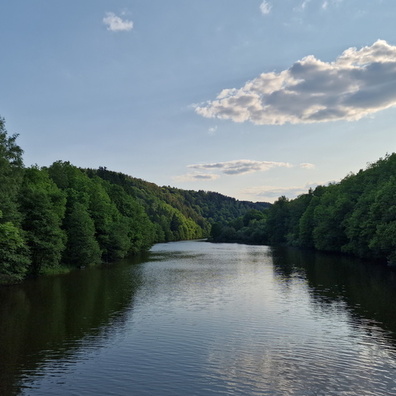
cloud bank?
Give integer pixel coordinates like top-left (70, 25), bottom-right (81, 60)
top-left (103, 12), bottom-right (133, 32)
top-left (195, 40), bottom-right (396, 125)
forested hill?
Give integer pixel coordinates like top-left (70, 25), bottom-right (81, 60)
top-left (88, 167), bottom-right (269, 223)
top-left (0, 117), bottom-right (269, 284)
top-left (211, 153), bottom-right (396, 265)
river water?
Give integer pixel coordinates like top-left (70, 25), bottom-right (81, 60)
top-left (1, 240), bottom-right (396, 395)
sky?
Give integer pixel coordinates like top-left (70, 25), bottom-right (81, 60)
top-left (2, 0), bottom-right (396, 203)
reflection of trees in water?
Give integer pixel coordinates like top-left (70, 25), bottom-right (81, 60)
top-left (271, 246), bottom-right (396, 342)
top-left (0, 256), bottom-right (145, 396)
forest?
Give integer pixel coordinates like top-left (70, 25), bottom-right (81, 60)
top-left (2, 113), bottom-right (396, 284)
top-left (210, 153), bottom-right (396, 265)
top-left (0, 117), bottom-right (267, 284)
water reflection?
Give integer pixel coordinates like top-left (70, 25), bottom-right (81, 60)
top-left (271, 246), bottom-right (396, 340)
top-left (203, 245), bottom-right (396, 395)
top-left (1, 242), bottom-right (396, 395)
top-left (0, 256), bottom-right (144, 395)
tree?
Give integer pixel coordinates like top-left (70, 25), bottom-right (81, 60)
top-left (62, 193), bottom-right (101, 268)
top-left (298, 196), bottom-right (318, 248)
top-left (311, 185), bottom-right (350, 252)
top-left (104, 183), bottom-right (156, 253)
top-left (266, 196), bottom-right (290, 245)
top-left (286, 192), bottom-right (312, 246)
top-left (85, 177), bottom-right (122, 260)
top-left (368, 178), bottom-right (396, 262)
top-left (0, 117), bottom-right (24, 224)
top-left (0, 117), bottom-right (29, 283)
top-left (0, 211), bottom-right (30, 283)
top-left (342, 190), bottom-right (377, 258)
top-left (210, 222), bottom-right (223, 239)
top-left (19, 167), bottom-right (66, 275)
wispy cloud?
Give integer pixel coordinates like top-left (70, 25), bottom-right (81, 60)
top-left (103, 12), bottom-right (133, 32)
top-left (241, 183), bottom-right (318, 201)
top-left (195, 40), bottom-right (396, 125)
top-left (299, 162), bottom-right (315, 169)
top-left (322, 0), bottom-right (344, 10)
top-left (295, 0), bottom-right (342, 12)
top-left (208, 126), bottom-right (218, 134)
top-left (173, 173), bottom-right (220, 182)
top-left (188, 159), bottom-right (293, 176)
top-left (175, 159), bottom-right (315, 184)
top-left (260, 1), bottom-right (272, 15)
top-left (292, 0), bottom-right (312, 13)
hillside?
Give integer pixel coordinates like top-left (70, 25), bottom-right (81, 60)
top-left (87, 167), bottom-right (269, 223)
top-left (0, 117), bottom-right (269, 283)
top-left (211, 153), bottom-right (396, 264)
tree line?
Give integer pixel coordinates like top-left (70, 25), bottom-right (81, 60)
top-left (0, 117), bottom-right (266, 284)
top-left (210, 153), bottom-right (396, 265)
top-left (6, 111), bottom-right (393, 283)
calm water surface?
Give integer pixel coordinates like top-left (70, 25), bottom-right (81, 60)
top-left (1, 240), bottom-right (396, 395)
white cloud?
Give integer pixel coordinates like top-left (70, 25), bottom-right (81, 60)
top-left (175, 159), bottom-right (315, 185)
top-left (296, 0), bottom-right (342, 11)
top-left (260, 1), bottom-right (272, 15)
top-left (195, 40), bottom-right (396, 125)
top-left (173, 173), bottom-right (220, 182)
top-left (293, 0), bottom-right (312, 12)
top-left (188, 159), bottom-right (292, 176)
top-left (103, 12), bottom-right (133, 32)
top-left (322, 0), bottom-right (344, 9)
top-left (241, 183), bottom-right (319, 201)
top-left (299, 162), bottom-right (315, 169)
top-left (208, 126), bottom-right (218, 134)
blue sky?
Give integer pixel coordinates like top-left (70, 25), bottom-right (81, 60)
top-left (2, 0), bottom-right (396, 202)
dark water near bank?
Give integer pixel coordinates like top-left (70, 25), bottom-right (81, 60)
top-left (1, 241), bottom-right (396, 395)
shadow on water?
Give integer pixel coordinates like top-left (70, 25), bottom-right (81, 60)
top-left (0, 254), bottom-right (147, 396)
top-left (271, 246), bottom-right (396, 343)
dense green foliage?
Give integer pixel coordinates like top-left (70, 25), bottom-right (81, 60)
top-left (0, 118), bottom-right (30, 283)
top-left (4, 111), bottom-right (395, 283)
top-left (19, 167), bottom-right (67, 275)
top-left (88, 167), bottom-right (269, 234)
top-left (0, 117), bottom-right (266, 283)
top-left (211, 154), bottom-right (396, 264)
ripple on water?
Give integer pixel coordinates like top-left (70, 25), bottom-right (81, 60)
top-left (14, 241), bottom-right (396, 395)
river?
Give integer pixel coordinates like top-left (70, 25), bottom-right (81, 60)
top-left (1, 240), bottom-right (396, 395)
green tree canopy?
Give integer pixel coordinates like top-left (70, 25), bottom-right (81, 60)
top-left (19, 167), bottom-right (67, 275)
